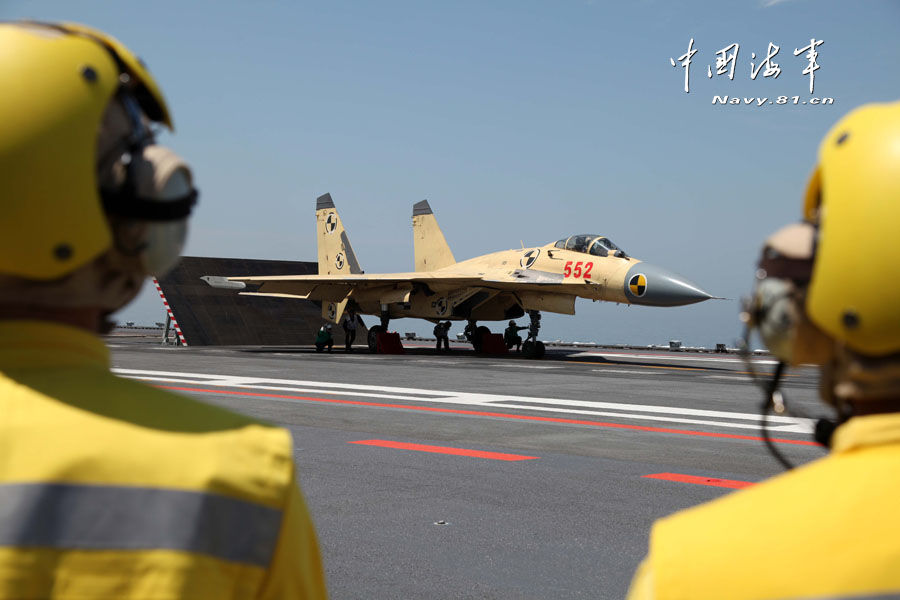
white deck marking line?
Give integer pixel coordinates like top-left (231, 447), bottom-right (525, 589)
top-left (568, 351), bottom-right (778, 365)
top-left (488, 364), bottom-right (561, 369)
top-left (410, 359), bottom-right (486, 366)
top-left (592, 369), bottom-right (662, 375)
top-left (123, 375), bottom-right (458, 403)
top-left (113, 368), bottom-right (814, 434)
top-left (705, 375), bottom-right (751, 381)
top-left (471, 403), bottom-right (811, 432)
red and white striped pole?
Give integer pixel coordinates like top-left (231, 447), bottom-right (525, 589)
top-left (151, 277), bottom-right (188, 346)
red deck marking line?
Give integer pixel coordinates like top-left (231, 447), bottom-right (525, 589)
top-left (643, 472), bottom-right (754, 489)
top-left (350, 439), bottom-right (538, 461)
top-left (154, 385), bottom-right (821, 447)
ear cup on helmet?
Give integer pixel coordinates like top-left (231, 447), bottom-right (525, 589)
top-left (751, 222), bottom-right (832, 366)
top-left (108, 144), bottom-right (194, 276)
top-left (139, 164), bottom-right (191, 275)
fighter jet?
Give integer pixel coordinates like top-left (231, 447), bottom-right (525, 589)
top-left (206, 194), bottom-right (713, 357)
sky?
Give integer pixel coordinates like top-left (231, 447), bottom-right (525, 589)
top-left (7, 0), bottom-right (900, 347)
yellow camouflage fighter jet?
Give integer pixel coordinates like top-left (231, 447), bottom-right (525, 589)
top-left (207, 194), bottom-right (713, 357)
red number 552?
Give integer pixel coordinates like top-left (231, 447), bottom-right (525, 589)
top-left (563, 261), bottom-right (593, 279)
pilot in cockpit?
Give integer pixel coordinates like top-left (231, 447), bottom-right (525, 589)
top-left (555, 234), bottom-right (627, 259)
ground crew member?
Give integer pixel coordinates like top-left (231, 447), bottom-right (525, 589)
top-left (315, 323), bottom-right (334, 352)
top-left (627, 101), bottom-right (900, 599)
top-left (504, 320), bottom-right (527, 351)
top-left (0, 22), bottom-right (326, 599)
top-left (342, 310), bottom-right (357, 352)
top-left (434, 321), bottom-right (450, 351)
top-left (464, 320), bottom-right (476, 344)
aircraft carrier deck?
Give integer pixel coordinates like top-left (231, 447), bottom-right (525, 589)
top-left (106, 334), bottom-right (826, 599)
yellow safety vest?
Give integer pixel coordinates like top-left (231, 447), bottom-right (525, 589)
top-left (629, 413), bottom-right (900, 600)
top-left (0, 320), bottom-right (327, 599)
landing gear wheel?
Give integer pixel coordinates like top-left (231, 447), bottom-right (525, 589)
top-left (473, 325), bottom-right (491, 353)
top-left (523, 340), bottom-right (545, 359)
top-left (522, 310), bottom-right (544, 358)
top-left (367, 326), bottom-right (384, 353)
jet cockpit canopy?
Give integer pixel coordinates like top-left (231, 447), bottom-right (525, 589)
top-left (554, 234), bottom-right (627, 258)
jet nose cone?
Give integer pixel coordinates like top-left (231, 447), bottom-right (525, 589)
top-left (624, 263), bottom-right (712, 307)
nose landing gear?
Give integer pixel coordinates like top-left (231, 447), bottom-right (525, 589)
top-left (521, 310), bottom-right (545, 359)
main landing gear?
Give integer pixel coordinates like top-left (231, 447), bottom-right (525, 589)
top-left (521, 310), bottom-right (545, 359)
top-left (367, 306), bottom-right (391, 352)
top-left (464, 319), bottom-right (492, 353)
top-left (464, 312), bottom-right (544, 358)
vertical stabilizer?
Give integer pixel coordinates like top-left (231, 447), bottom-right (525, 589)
top-left (315, 193), bottom-right (362, 322)
top-left (412, 200), bottom-right (456, 272)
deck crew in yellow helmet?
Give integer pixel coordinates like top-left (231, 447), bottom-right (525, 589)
top-left (627, 101), bottom-right (900, 600)
top-left (0, 22), bottom-right (326, 599)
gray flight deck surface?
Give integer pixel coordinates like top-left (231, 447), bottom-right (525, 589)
top-left (106, 335), bottom-right (828, 599)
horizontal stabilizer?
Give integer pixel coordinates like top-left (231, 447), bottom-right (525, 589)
top-left (200, 275), bottom-right (246, 290)
top-left (238, 291), bottom-right (309, 299)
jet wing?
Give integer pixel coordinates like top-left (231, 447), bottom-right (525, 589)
top-left (224, 268), bottom-right (572, 302)
top-left (227, 272), bottom-right (486, 301)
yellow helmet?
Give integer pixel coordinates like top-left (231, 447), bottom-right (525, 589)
top-left (803, 101), bottom-right (900, 356)
top-left (0, 21), bottom-right (173, 280)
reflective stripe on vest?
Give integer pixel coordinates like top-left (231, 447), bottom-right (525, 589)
top-left (794, 595), bottom-right (900, 600)
top-left (0, 483), bottom-right (282, 566)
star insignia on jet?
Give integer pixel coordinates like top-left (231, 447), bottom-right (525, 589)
top-left (334, 252), bottom-right (345, 270)
top-left (324, 212), bottom-right (337, 234)
top-left (629, 273), bottom-right (647, 297)
top-left (520, 249), bottom-right (540, 269)
top-left (432, 296), bottom-right (448, 316)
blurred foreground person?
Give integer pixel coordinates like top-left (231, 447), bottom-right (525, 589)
top-left (627, 102), bottom-right (900, 599)
top-left (0, 22), bottom-right (326, 599)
